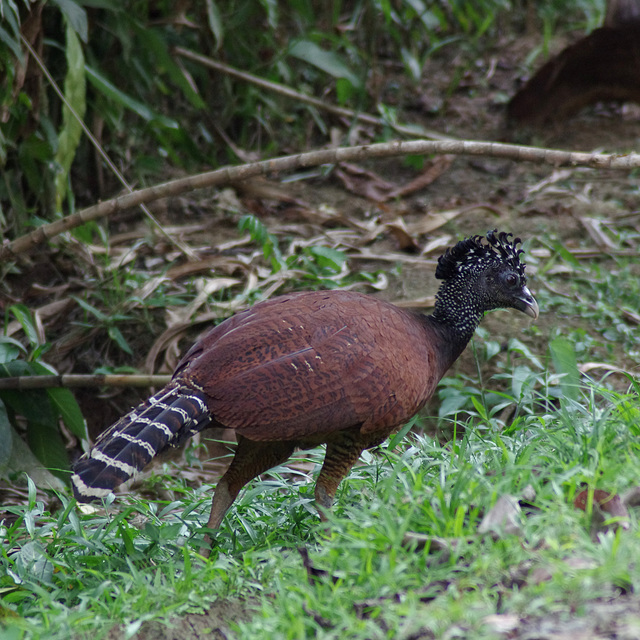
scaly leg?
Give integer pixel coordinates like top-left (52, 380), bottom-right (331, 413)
top-left (314, 432), bottom-right (365, 519)
top-left (206, 436), bottom-right (295, 531)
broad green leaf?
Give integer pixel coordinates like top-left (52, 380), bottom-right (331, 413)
top-left (401, 47), bottom-right (422, 82)
top-left (71, 220), bottom-right (101, 244)
top-left (26, 421), bottom-right (70, 477)
top-left (508, 338), bottom-right (544, 370)
top-left (18, 133), bottom-right (56, 196)
top-left (550, 337), bottom-right (580, 403)
top-left (259, 0), bottom-right (279, 28)
top-left (108, 326), bottom-right (133, 355)
top-left (404, 0), bottom-right (441, 30)
top-left (0, 337), bottom-right (27, 363)
top-left (85, 65), bottom-right (178, 128)
top-left (18, 133), bottom-right (54, 161)
top-left (308, 246), bottom-right (347, 272)
top-left (0, 399), bottom-right (12, 469)
top-left (55, 19), bottom-right (86, 211)
top-left (335, 77), bottom-right (355, 106)
top-left (0, 362), bottom-right (58, 425)
top-left (8, 304), bottom-right (39, 348)
top-left (119, 524), bottom-right (136, 555)
top-left (81, 0), bottom-right (123, 6)
top-left (470, 396), bottom-right (488, 421)
top-left (70, 294), bottom-right (107, 321)
top-left (0, 359), bottom-right (34, 378)
top-left (0, 386), bottom-right (56, 426)
top-left (78, 0), bottom-right (118, 7)
top-left (0, 358), bottom-right (85, 465)
top-left (50, 0), bottom-right (88, 42)
top-left (0, 2), bottom-right (22, 37)
top-left (386, 416), bottom-right (418, 450)
top-left (206, 0), bottom-right (224, 51)
top-left (0, 24), bottom-right (23, 60)
top-left (438, 392), bottom-right (471, 418)
top-left (26, 359), bottom-right (57, 376)
top-left (289, 40), bottom-right (362, 89)
top-left (18, 361), bottom-right (88, 440)
top-left (553, 242), bottom-right (582, 269)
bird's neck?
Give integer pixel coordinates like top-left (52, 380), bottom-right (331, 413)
top-left (428, 279), bottom-right (485, 361)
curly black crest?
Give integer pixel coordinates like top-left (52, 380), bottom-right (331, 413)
top-left (435, 230), bottom-right (526, 281)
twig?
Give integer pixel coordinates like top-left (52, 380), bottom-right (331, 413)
top-left (174, 47), bottom-right (453, 142)
top-left (2, 139), bottom-right (639, 260)
top-left (0, 374), bottom-right (172, 390)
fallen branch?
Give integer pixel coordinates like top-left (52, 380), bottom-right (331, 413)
top-left (3, 139), bottom-right (639, 260)
top-left (0, 374), bottom-right (172, 390)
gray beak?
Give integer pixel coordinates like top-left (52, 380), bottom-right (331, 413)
top-left (518, 285), bottom-right (539, 320)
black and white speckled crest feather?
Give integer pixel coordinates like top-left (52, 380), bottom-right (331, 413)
top-left (435, 230), bottom-right (526, 281)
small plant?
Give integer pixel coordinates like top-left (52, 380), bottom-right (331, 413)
top-left (0, 306), bottom-right (87, 481)
top-left (70, 295), bottom-right (134, 355)
top-left (238, 214), bottom-right (285, 273)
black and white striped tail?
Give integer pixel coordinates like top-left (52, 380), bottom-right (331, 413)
top-left (71, 383), bottom-right (210, 501)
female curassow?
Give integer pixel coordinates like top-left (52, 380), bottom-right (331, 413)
top-left (72, 230), bottom-right (538, 531)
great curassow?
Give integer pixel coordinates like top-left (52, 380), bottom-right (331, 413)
top-left (72, 230), bottom-right (539, 533)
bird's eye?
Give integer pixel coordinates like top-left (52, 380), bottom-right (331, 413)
top-left (505, 273), bottom-right (518, 287)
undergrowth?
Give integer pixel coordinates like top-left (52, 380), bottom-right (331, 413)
top-left (3, 356), bottom-right (640, 638)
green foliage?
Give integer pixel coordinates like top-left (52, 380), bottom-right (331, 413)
top-left (0, 0), bottom-right (605, 234)
top-left (70, 294), bottom-right (134, 355)
top-left (3, 367), bottom-right (640, 637)
top-left (54, 20), bottom-right (86, 212)
top-left (239, 213), bottom-right (352, 287)
top-left (0, 306), bottom-right (87, 480)
top-left (239, 214), bottom-right (285, 273)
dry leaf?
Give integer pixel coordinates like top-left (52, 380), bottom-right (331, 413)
top-left (334, 162), bottom-right (395, 202)
top-left (574, 488), bottom-right (630, 533)
top-left (621, 308), bottom-right (640, 325)
top-left (387, 155), bottom-right (454, 199)
top-left (579, 217), bottom-right (617, 249)
top-left (408, 203), bottom-right (502, 238)
top-left (233, 177), bottom-right (308, 207)
top-left (579, 362), bottom-right (635, 376)
top-left (622, 486), bottom-right (640, 508)
top-left (384, 217), bottom-right (421, 252)
top-left (482, 613), bottom-right (520, 634)
top-left (478, 494), bottom-right (523, 538)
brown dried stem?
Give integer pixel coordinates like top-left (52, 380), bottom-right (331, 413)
top-left (0, 374), bottom-right (172, 390)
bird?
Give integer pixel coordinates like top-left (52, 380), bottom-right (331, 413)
top-left (71, 230), bottom-right (539, 535)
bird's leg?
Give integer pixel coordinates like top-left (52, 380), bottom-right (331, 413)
top-left (314, 432), bottom-right (365, 520)
top-left (204, 436), bottom-right (294, 540)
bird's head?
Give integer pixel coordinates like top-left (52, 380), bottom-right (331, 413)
top-left (435, 230), bottom-right (539, 320)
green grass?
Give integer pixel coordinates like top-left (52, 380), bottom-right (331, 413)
top-left (3, 362), bottom-right (640, 639)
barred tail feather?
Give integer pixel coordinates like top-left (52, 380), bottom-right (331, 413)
top-left (71, 383), bottom-right (210, 501)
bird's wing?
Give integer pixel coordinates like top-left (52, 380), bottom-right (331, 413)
top-left (182, 292), bottom-right (436, 441)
